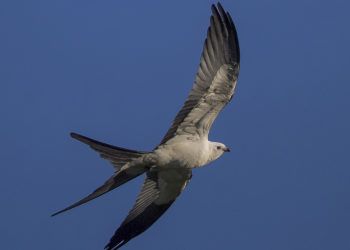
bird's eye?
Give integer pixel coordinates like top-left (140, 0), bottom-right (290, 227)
top-left (216, 146), bottom-right (221, 150)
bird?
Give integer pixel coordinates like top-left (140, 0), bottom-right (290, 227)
top-left (52, 2), bottom-right (240, 249)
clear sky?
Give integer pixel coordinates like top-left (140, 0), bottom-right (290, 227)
top-left (1, 0), bottom-right (350, 249)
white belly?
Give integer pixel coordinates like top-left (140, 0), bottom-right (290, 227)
top-left (154, 138), bottom-right (210, 169)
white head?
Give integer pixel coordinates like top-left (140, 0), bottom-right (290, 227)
top-left (208, 142), bottom-right (230, 162)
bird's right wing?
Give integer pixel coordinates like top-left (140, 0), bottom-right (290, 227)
top-left (105, 168), bottom-right (192, 250)
top-left (159, 3), bottom-right (240, 145)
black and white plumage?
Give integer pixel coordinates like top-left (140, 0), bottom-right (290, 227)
top-left (53, 3), bottom-right (240, 249)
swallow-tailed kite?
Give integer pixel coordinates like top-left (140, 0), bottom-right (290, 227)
top-left (53, 3), bottom-right (240, 249)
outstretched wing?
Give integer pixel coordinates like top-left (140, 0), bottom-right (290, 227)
top-left (160, 3), bottom-right (240, 145)
top-left (105, 169), bottom-right (192, 250)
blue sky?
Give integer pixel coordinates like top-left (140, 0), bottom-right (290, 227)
top-left (1, 0), bottom-right (350, 249)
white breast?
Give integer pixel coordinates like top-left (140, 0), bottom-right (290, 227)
top-left (154, 138), bottom-right (211, 169)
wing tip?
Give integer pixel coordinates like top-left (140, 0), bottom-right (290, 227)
top-left (212, 2), bottom-right (240, 64)
top-left (227, 12), bottom-right (240, 64)
top-left (211, 2), bottom-right (224, 17)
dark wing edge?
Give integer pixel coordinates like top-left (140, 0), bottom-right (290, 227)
top-left (105, 169), bottom-right (192, 250)
top-left (159, 3), bottom-right (240, 145)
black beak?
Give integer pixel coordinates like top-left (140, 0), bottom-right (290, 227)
top-left (224, 147), bottom-right (230, 152)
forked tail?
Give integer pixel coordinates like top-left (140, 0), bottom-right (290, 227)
top-left (51, 132), bottom-right (149, 216)
top-left (70, 132), bottom-right (148, 171)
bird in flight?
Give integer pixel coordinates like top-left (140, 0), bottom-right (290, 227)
top-left (53, 2), bottom-right (240, 249)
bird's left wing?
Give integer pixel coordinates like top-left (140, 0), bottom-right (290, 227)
top-left (105, 168), bottom-right (192, 250)
top-left (160, 3), bottom-right (240, 145)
